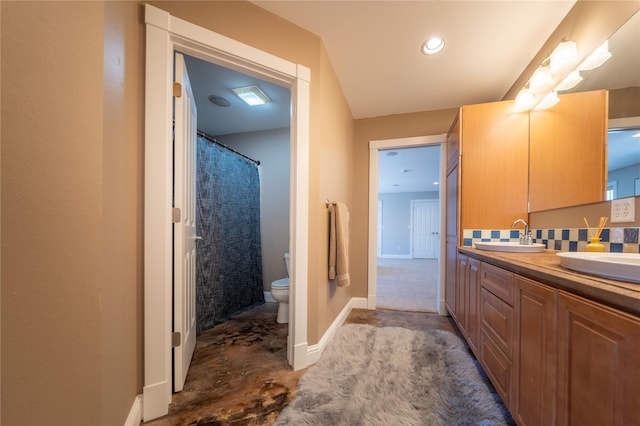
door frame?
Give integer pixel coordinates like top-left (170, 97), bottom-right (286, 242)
top-left (368, 135), bottom-right (447, 312)
top-left (143, 4), bottom-right (311, 421)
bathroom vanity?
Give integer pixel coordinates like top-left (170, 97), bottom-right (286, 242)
top-left (452, 247), bottom-right (640, 426)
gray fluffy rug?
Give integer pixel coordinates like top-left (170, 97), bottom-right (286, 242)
top-left (275, 324), bottom-right (514, 426)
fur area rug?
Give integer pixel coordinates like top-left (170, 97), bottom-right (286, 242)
top-left (275, 324), bottom-right (514, 426)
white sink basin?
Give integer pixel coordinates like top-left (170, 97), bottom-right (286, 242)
top-left (557, 252), bottom-right (640, 283)
top-left (474, 241), bottom-right (546, 253)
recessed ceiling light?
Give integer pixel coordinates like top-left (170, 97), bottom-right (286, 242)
top-left (422, 37), bottom-right (445, 55)
top-left (231, 85), bottom-right (271, 106)
top-left (402, 169), bottom-right (411, 174)
top-left (392, 184), bottom-right (400, 187)
top-left (633, 132), bottom-right (640, 138)
top-left (208, 95), bottom-right (231, 107)
top-left (433, 181), bottom-right (439, 186)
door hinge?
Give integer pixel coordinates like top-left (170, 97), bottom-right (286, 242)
top-left (172, 332), bottom-right (181, 348)
top-left (172, 208), bottom-right (181, 223)
top-left (173, 82), bottom-right (182, 98)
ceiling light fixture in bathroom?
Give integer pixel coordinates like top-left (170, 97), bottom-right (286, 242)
top-left (231, 85), bottom-right (271, 106)
top-left (421, 37), bottom-right (445, 55)
top-left (208, 95), bottom-right (231, 107)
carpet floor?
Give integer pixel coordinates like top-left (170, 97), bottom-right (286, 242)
top-left (376, 258), bottom-right (439, 312)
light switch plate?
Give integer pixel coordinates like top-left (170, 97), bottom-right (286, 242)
top-left (611, 197), bottom-right (635, 223)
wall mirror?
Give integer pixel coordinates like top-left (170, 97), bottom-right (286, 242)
top-left (529, 9), bottom-right (640, 211)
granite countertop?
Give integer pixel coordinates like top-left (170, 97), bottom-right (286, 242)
top-left (459, 247), bottom-right (640, 317)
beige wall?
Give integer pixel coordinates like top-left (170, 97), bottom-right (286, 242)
top-left (351, 109), bottom-right (458, 298)
top-left (2, 1), bottom-right (104, 422)
top-left (102, 2), bottom-right (145, 424)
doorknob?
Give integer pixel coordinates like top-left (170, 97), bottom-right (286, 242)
top-left (193, 236), bottom-right (203, 240)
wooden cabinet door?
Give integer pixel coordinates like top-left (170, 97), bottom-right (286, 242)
top-left (513, 276), bottom-right (557, 426)
top-left (557, 291), bottom-right (640, 426)
top-left (456, 253), bottom-right (469, 335)
top-left (467, 257), bottom-right (480, 355)
top-left (459, 100), bottom-right (529, 230)
top-left (445, 240), bottom-right (457, 317)
top-left (529, 90), bottom-right (608, 211)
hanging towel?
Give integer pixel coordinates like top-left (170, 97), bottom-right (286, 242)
top-left (328, 201), bottom-right (350, 287)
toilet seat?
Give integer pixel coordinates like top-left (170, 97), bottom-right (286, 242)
top-left (272, 278), bottom-right (289, 289)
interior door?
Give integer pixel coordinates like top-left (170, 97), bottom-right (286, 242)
top-left (412, 200), bottom-right (439, 259)
top-left (173, 52), bottom-right (197, 392)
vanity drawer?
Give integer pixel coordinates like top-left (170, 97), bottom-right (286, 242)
top-left (480, 262), bottom-right (514, 305)
top-left (479, 329), bottom-right (512, 406)
top-left (480, 287), bottom-right (514, 359)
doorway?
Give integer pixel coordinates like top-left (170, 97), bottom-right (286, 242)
top-left (367, 135), bottom-right (447, 314)
top-left (144, 4), bottom-right (310, 421)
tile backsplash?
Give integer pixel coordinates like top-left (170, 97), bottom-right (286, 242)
top-left (463, 227), bottom-right (640, 253)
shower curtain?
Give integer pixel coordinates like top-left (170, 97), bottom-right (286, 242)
top-left (196, 136), bottom-right (264, 333)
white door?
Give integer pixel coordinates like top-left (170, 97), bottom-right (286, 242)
top-left (173, 53), bottom-right (197, 392)
top-left (411, 200), bottom-right (439, 259)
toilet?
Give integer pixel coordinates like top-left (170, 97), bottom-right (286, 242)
top-left (271, 253), bottom-right (290, 324)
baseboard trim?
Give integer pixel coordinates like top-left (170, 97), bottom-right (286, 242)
top-left (125, 394), bottom-right (143, 426)
top-left (306, 297), bottom-right (366, 365)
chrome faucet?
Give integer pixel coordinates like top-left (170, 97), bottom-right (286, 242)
top-left (511, 219), bottom-right (533, 245)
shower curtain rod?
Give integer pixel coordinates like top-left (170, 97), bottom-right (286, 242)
top-left (197, 130), bottom-right (261, 166)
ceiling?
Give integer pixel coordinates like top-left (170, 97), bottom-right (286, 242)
top-left (251, 0), bottom-right (577, 118)
top-left (184, 1), bottom-right (639, 192)
top-left (378, 146), bottom-right (441, 194)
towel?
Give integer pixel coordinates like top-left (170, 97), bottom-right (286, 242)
top-left (328, 201), bottom-right (350, 287)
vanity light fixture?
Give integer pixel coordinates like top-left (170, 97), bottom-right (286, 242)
top-left (578, 41), bottom-right (612, 71)
top-left (231, 85), bottom-right (271, 106)
top-left (529, 67), bottom-right (555, 93)
top-left (513, 88), bottom-right (536, 113)
top-left (555, 70), bottom-right (583, 91)
top-left (514, 38), bottom-right (611, 112)
top-left (422, 37), bottom-right (445, 55)
top-left (549, 40), bottom-right (580, 75)
top-left (533, 90), bottom-right (560, 110)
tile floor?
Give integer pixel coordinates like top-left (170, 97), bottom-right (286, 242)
top-left (143, 303), bottom-right (459, 425)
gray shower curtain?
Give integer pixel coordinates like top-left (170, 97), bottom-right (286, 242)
top-left (196, 136), bottom-right (264, 333)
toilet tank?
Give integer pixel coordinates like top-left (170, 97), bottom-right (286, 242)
top-left (284, 252), bottom-right (290, 276)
